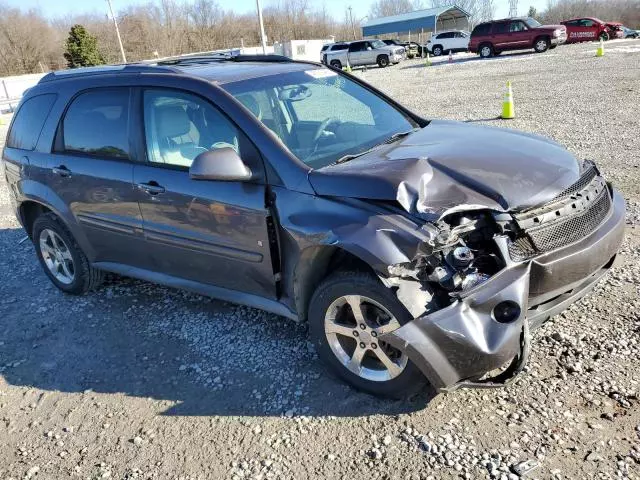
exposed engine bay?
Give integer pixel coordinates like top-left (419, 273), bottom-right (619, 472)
top-left (386, 210), bottom-right (508, 317)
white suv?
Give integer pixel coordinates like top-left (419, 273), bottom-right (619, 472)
top-left (425, 30), bottom-right (470, 56)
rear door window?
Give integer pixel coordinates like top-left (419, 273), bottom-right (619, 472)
top-left (59, 88), bottom-right (130, 160)
top-left (493, 22), bottom-right (510, 34)
top-left (6, 94), bottom-right (57, 151)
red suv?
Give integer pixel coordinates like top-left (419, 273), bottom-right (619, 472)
top-left (469, 17), bottom-right (567, 58)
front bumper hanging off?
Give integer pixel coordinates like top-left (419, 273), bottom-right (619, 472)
top-left (380, 189), bottom-right (626, 392)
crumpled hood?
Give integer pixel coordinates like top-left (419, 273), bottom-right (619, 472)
top-left (308, 120), bottom-right (581, 218)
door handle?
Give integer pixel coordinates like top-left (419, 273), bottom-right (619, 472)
top-left (137, 182), bottom-right (165, 195)
top-left (52, 165), bottom-right (71, 178)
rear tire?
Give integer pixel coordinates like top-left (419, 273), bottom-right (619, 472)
top-left (377, 55), bottom-right (390, 68)
top-left (32, 213), bottom-right (103, 295)
top-left (308, 271), bottom-right (426, 399)
top-left (479, 43), bottom-right (494, 58)
top-left (329, 59), bottom-right (342, 69)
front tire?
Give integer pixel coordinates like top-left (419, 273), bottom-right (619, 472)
top-left (534, 37), bottom-right (550, 53)
top-left (432, 45), bottom-right (443, 56)
top-left (32, 213), bottom-right (103, 295)
top-left (329, 59), bottom-right (342, 69)
top-left (308, 271), bottom-right (426, 398)
top-left (377, 55), bottom-right (390, 68)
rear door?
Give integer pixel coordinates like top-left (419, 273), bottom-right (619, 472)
top-left (47, 87), bottom-right (152, 268)
top-left (491, 21), bottom-right (512, 49)
top-left (452, 31), bottom-right (469, 51)
top-left (132, 87), bottom-right (276, 298)
top-left (348, 41), bottom-right (367, 66)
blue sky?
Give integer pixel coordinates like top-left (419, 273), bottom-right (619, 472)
top-left (6, 0), bottom-right (550, 22)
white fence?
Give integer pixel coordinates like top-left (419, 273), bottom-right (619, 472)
top-left (0, 73), bottom-right (46, 113)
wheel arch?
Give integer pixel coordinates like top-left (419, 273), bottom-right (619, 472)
top-left (534, 35), bottom-right (551, 47)
top-left (292, 245), bottom-right (379, 323)
top-left (19, 200), bottom-right (52, 238)
top-left (17, 184), bottom-right (95, 260)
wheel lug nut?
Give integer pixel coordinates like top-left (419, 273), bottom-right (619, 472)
top-left (359, 342), bottom-right (366, 349)
top-left (371, 343), bottom-right (377, 349)
top-left (359, 323), bottom-right (366, 330)
top-left (353, 330), bottom-right (359, 337)
top-left (371, 331), bottom-right (377, 337)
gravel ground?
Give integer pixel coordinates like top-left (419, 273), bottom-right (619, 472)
top-left (1, 39), bottom-right (639, 480)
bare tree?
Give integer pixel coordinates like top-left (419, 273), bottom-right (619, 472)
top-left (0, 5), bottom-right (59, 75)
top-left (369, 0), bottom-right (422, 19)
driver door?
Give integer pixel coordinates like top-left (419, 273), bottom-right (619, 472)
top-left (132, 87), bottom-right (276, 298)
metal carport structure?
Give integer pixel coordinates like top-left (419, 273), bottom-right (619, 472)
top-left (361, 5), bottom-right (471, 39)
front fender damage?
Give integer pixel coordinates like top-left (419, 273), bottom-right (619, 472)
top-left (381, 263), bottom-right (532, 391)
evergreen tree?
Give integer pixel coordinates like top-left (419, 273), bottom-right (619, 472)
top-left (527, 6), bottom-right (538, 20)
top-left (64, 24), bottom-right (105, 68)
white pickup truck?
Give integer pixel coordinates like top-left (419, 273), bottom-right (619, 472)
top-left (323, 40), bottom-right (404, 69)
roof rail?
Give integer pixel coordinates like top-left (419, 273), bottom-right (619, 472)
top-left (39, 64), bottom-right (180, 83)
top-left (157, 53), bottom-right (293, 66)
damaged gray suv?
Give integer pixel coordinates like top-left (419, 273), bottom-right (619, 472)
top-left (2, 55), bottom-right (624, 398)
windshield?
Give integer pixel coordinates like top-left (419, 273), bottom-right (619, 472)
top-left (371, 40), bottom-right (387, 49)
top-left (223, 69), bottom-right (418, 168)
top-left (525, 17), bottom-right (541, 28)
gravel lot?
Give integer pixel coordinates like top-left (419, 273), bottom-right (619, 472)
top-left (1, 40), bottom-right (639, 480)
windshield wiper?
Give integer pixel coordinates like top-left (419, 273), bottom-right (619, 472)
top-left (334, 151), bottom-right (369, 164)
top-left (331, 129), bottom-right (417, 165)
top-left (383, 129), bottom-right (416, 144)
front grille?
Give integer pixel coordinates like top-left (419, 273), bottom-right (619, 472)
top-left (552, 163), bottom-right (597, 202)
top-left (527, 188), bottom-right (611, 252)
top-left (508, 166), bottom-right (612, 261)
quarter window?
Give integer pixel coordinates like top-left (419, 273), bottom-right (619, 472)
top-left (471, 23), bottom-right (492, 36)
top-left (61, 89), bottom-right (130, 159)
top-left (6, 94), bottom-right (57, 151)
top-left (143, 89), bottom-right (241, 168)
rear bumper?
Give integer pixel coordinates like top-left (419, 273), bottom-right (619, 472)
top-left (381, 188), bottom-right (625, 391)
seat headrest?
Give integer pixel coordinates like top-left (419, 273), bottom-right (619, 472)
top-left (155, 105), bottom-right (191, 138)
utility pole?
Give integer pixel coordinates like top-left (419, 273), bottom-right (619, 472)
top-left (508, 0), bottom-right (519, 17)
top-left (256, 0), bottom-right (267, 54)
top-left (106, 0), bottom-right (127, 64)
top-left (348, 6), bottom-right (356, 40)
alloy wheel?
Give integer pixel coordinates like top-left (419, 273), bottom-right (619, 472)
top-left (535, 39), bottom-right (547, 52)
top-left (324, 295), bottom-right (407, 382)
top-left (39, 228), bottom-right (75, 285)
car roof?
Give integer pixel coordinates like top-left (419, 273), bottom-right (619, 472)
top-left (38, 56), bottom-right (323, 87)
top-left (564, 17), bottom-right (602, 22)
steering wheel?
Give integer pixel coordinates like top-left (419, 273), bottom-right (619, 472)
top-left (312, 117), bottom-right (341, 145)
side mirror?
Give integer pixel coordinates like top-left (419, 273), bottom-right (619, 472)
top-left (189, 147), bottom-right (252, 181)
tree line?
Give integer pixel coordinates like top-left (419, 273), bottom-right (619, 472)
top-left (0, 0), bottom-right (638, 76)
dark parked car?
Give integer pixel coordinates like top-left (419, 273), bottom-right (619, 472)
top-left (470, 17), bottom-right (567, 58)
top-left (1, 56), bottom-right (624, 398)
